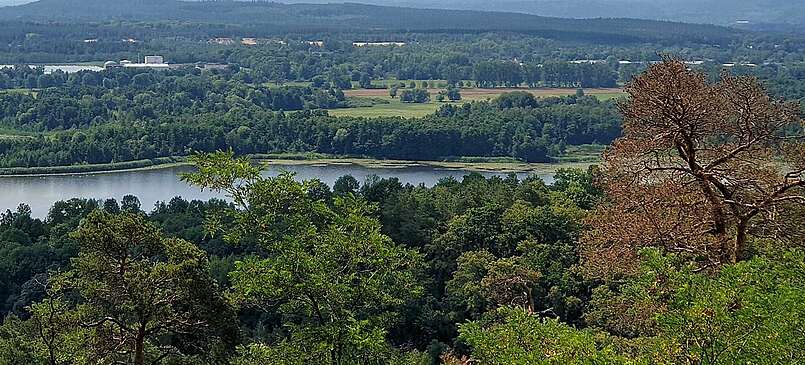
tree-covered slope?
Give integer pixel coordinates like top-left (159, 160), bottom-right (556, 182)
top-left (278, 0), bottom-right (805, 28)
top-left (0, 0), bottom-right (743, 44)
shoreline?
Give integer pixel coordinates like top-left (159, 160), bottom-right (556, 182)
top-left (0, 161), bottom-right (191, 178)
top-left (0, 156), bottom-right (599, 178)
top-left (258, 158), bottom-right (596, 174)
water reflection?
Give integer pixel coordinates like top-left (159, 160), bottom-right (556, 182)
top-left (0, 164), bottom-right (551, 217)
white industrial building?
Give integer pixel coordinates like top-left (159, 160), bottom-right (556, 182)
top-left (104, 56), bottom-right (171, 70)
top-left (144, 56), bottom-right (164, 64)
top-left (353, 41), bottom-right (406, 47)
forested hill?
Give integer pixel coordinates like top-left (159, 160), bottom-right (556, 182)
top-left (0, 0), bottom-right (742, 44)
top-left (277, 0), bottom-right (805, 29)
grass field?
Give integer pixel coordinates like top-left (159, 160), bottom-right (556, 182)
top-left (0, 88), bottom-right (37, 97)
top-left (332, 87), bottom-right (625, 117)
top-left (0, 157), bottom-right (188, 177)
top-left (329, 98), bottom-right (441, 118)
top-left (265, 81), bottom-right (313, 89)
top-left (0, 126), bottom-right (36, 141)
top-left (557, 144), bottom-right (608, 163)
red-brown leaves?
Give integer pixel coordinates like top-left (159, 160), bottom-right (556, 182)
top-left (582, 60), bottom-right (805, 279)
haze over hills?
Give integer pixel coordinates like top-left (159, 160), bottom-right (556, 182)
top-left (0, 0), bottom-right (745, 44)
top-left (1, 0), bottom-right (803, 29)
top-left (276, 0), bottom-right (805, 27)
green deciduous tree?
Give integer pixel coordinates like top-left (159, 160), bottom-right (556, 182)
top-left (447, 251), bottom-right (542, 317)
top-left (586, 247), bottom-right (805, 364)
top-left (71, 212), bottom-right (237, 365)
top-left (459, 307), bottom-right (629, 365)
top-left (182, 151), bottom-right (424, 364)
top-left (446, 87), bottom-right (461, 101)
top-left (0, 210), bottom-right (238, 365)
top-left (400, 88), bottom-right (430, 103)
top-left (653, 249), bottom-right (805, 364)
top-left (460, 248), bottom-right (805, 364)
top-left (333, 174), bottom-right (360, 195)
top-left (67, 211), bottom-right (237, 365)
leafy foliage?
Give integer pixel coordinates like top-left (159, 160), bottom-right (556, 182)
top-left (183, 152), bottom-right (425, 363)
top-left (459, 307), bottom-right (629, 365)
top-left (0, 91), bottom-right (620, 167)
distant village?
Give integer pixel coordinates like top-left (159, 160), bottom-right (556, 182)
top-left (207, 37), bottom-right (406, 48)
top-left (35, 38), bottom-right (414, 73)
top-left (101, 55), bottom-right (228, 72)
top-left (0, 35), bottom-right (771, 76)
top-left (81, 35), bottom-right (410, 49)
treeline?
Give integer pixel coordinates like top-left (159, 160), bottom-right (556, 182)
top-left (0, 66), bottom-right (347, 131)
top-left (1, 20), bottom-right (803, 83)
top-left (473, 61), bottom-right (617, 88)
top-left (0, 55), bottom-right (620, 90)
top-left (0, 92), bottom-right (620, 167)
top-left (0, 1), bottom-right (747, 45)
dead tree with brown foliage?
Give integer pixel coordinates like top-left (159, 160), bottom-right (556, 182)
top-left (582, 59), bottom-right (805, 277)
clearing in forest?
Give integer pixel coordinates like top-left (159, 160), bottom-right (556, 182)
top-left (331, 87), bottom-right (625, 117)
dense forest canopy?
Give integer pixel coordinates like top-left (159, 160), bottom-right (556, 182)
top-left (0, 87), bottom-right (620, 166)
top-left (0, 61), bottom-right (802, 364)
top-left (0, 55), bottom-right (802, 170)
top-left (0, 0), bottom-right (804, 362)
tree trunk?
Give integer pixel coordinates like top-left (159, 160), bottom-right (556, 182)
top-left (134, 327), bottom-right (146, 365)
top-left (731, 219), bottom-right (749, 264)
top-left (47, 348), bottom-right (57, 365)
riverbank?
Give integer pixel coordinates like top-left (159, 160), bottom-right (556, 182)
top-left (0, 157), bottom-right (189, 177)
top-left (0, 153), bottom-right (601, 177)
top-left (258, 158), bottom-right (596, 174)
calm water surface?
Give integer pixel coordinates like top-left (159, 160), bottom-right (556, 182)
top-left (0, 164), bottom-right (550, 217)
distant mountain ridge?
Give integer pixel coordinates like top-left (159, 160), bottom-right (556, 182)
top-left (0, 0), bottom-right (745, 44)
top-left (275, 0), bottom-right (805, 28)
top-left (3, 0), bottom-right (803, 30)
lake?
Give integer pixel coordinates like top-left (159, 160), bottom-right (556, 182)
top-left (0, 164), bottom-right (552, 218)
